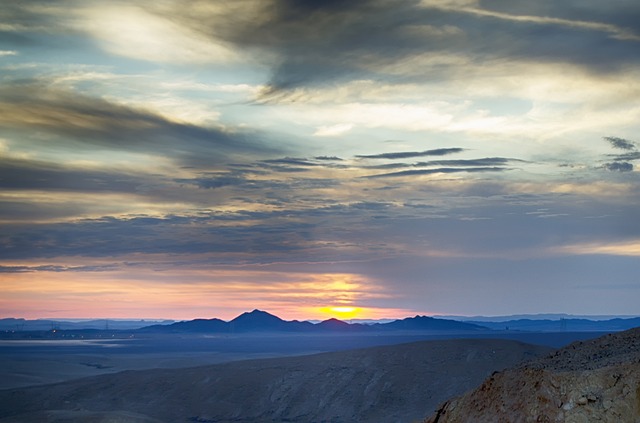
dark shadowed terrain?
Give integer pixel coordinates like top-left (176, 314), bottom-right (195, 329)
top-left (0, 311), bottom-right (624, 422)
top-left (0, 338), bottom-right (552, 423)
top-left (0, 330), bottom-right (606, 390)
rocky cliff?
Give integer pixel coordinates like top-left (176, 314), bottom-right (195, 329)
top-left (425, 327), bottom-right (640, 423)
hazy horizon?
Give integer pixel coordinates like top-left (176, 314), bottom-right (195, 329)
top-left (4, 310), bottom-right (640, 323)
top-left (1, 1), bottom-right (639, 321)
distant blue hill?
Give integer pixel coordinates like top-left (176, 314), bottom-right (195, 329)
top-left (139, 318), bottom-right (228, 333)
top-left (0, 318), bottom-right (174, 331)
top-left (228, 310), bottom-right (315, 333)
top-left (5, 312), bottom-right (639, 336)
top-left (137, 309), bottom-right (488, 334)
top-left (372, 315), bottom-right (487, 332)
top-left (468, 317), bottom-right (640, 332)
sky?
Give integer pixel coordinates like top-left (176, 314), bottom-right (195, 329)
top-left (1, 0), bottom-right (639, 321)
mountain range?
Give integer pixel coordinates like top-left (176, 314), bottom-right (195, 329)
top-left (4, 310), bottom-right (640, 336)
top-left (465, 317), bottom-right (640, 332)
top-left (138, 309), bottom-right (486, 334)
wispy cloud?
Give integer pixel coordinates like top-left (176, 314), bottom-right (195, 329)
top-left (356, 148), bottom-right (465, 160)
top-left (0, 156), bottom-right (146, 192)
top-left (0, 79), bottom-right (282, 167)
top-left (602, 136), bottom-right (638, 172)
top-left (554, 240), bottom-right (640, 257)
top-left (604, 136), bottom-right (637, 151)
top-left (366, 166), bottom-right (508, 178)
top-left (444, 5), bottom-right (640, 41)
top-left (156, 0), bottom-right (640, 95)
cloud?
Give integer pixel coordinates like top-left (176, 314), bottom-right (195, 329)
top-left (604, 136), bottom-right (637, 150)
top-left (0, 157), bottom-right (144, 192)
top-left (175, 173), bottom-right (246, 190)
top-left (553, 240), bottom-right (640, 257)
top-left (0, 264), bottom-right (118, 273)
top-left (366, 166), bottom-right (508, 178)
top-left (77, 4), bottom-right (240, 65)
top-left (416, 157), bottom-right (521, 167)
top-left (5, 1), bottom-right (640, 97)
top-left (363, 163), bottom-right (414, 170)
top-left (612, 152), bottom-right (640, 161)
top-left (261, 157), bottom-right (323, 167)
top-left (604, 162), bottom-right (634, 172)
top-left (600, 136), bottom-right (639, 172)
top-left (356, 148), bottom-right (465, 160)
top-left (313, 123), bottom-right (354, 137)
top-left (159, 0), bottom-right (640, 94)
top-left (443, 3), bottom-right (640, 41)
top-left (362, 157), bottom-right (520, 170)
top-left (0, 80), bottom-right (282, 167)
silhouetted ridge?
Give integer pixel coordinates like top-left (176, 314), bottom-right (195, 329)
top-left (138, 317), bottom-right (227, 333)
top-left (316, 318), bottom-right (369, 331)
top-left (137, 310), bottom-right (488, 333)
top-left (466, 316), bottom-right (640, 332)
top-left (374, 315), bottom-right (486, 331)
top-left (229, 309), bottom-right (312, 332)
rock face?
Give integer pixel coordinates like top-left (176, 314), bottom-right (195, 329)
top-left (0, 339), bottom-right (550, 423)
top-left (425, 327), bottom-right (640, 423)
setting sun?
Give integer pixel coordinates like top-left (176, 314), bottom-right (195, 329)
top-left (319, 306), bottom-right (362, 319)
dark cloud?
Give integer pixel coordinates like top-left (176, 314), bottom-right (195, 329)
top-left (604, 162), bottom-right (634, 172)
top-left (604, 136), bottom-right (637, 150)
top-left (601, 137), bottom-right (640, 170)
top-left (363, 163), bottom-right (413, 170)
top-left (0, 200), bottom-right (92, 222)
top-left (0, 80), bottom-right (282, 168)
top-left (0, 264), bottom-right (118, 273)
top-left (362, 157), bottom-right (520, 170)
top-left (314, 156), bottom-right (344, 161)
top-left (175, 170), bottom-right (340, 193)
top-left (366, 167), bottom-right (508, 178)
top-left (417, 157), bottom-right (522, 167)
top-left (261, 157), bottom-right (322, 167)
top-left (162, 0), bottom-right (640, 94)
top-left (257, 164), bottom-right (313, 173)
top-left (175, 173), bottom-right (246, 190)
top-left (0, 213), bottom-right (318, 260)
top-left (0, 157), bottom-right (145, 192)
top-left (612, 152), bottom-right (640, 161)
top-left (355, 148), bottom-right (465, 160)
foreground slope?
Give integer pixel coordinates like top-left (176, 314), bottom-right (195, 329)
top-left (0, 338), bottom-right (550, 423)
top-left (425, 327), bottom-right (640, 423)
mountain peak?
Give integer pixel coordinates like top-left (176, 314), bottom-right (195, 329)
top-left (229, 309), bottom-right (286, 332)
top-left (232, 309), bottom-right (281, 321)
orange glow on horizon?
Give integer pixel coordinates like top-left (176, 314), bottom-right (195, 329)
top-left (0, 263), bottom-right (416, 320)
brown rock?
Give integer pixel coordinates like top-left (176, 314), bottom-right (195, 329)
top-left (424, 327), bottom-right (640, 423)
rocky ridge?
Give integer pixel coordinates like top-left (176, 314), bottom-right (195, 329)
top-left (425, 327), bottom-right (640, 423)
